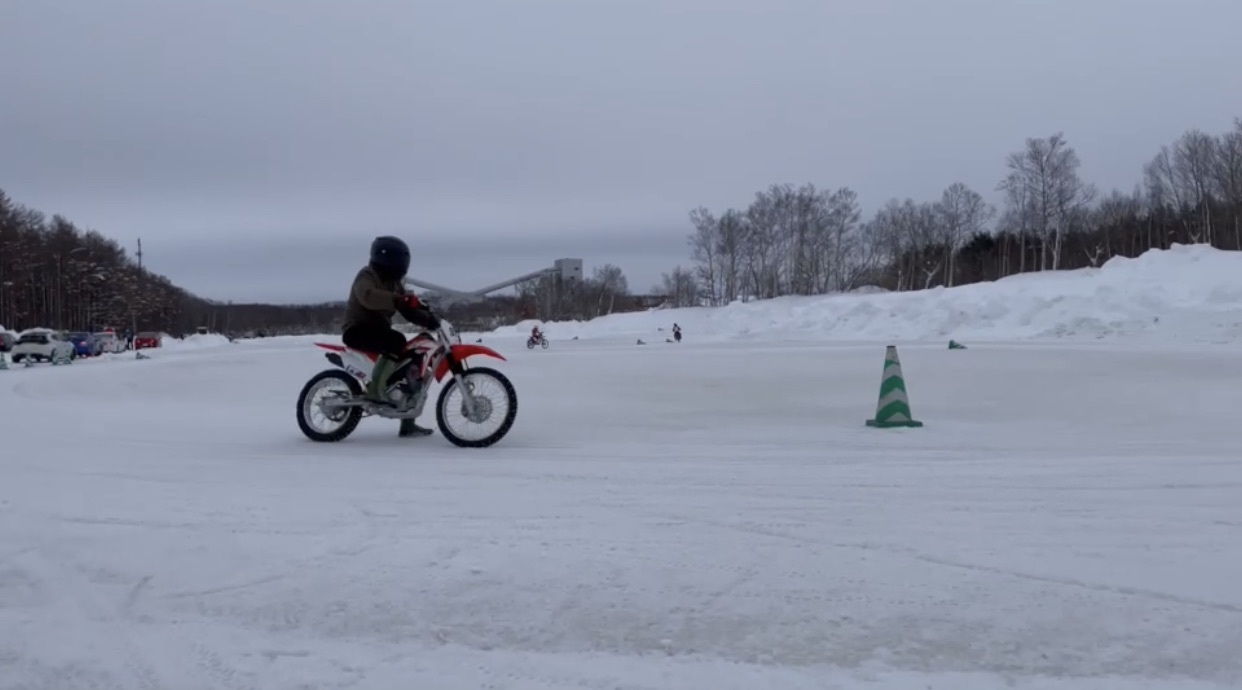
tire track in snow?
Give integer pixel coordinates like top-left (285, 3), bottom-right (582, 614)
top-left (16, 547), bottom-right (165, 690)
top-left (154, 500), bottom-right (382, 605)
top-left (642, 508), bottom-right (1242, 615)
top-left (31, 545), bottom-right (263, 690)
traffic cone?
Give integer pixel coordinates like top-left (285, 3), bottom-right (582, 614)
top-left (0, 353), bottom-right (7, 370)
top-left (948, 340), bottom-right (966, 350)
top-left (865, 345), bottom-right (923, 428)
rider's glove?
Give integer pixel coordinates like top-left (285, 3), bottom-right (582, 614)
top-left (417, 308), bottom-right (442, 331)
top-left (397, 294), bottom-right (441, 330)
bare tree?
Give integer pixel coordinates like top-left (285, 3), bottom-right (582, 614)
top-left (687, 206), bottom-right (720, 305)
top-left (660, 266), bottom-right (700, 308)
top-left (591, 263), bottom-right (629, 315)
top-left (824, 187), bottom-right (864, 291)
top-left (997, 133), bottom-right (1094, 271)
top-left (1173, 129), bottom-right (1220, 242)
top-left (715, 209), bottom-right (747, 302)
top-left (935, 183), bottom-right (995, 286)
top-left (1214, 118), bottom-right (1242, 247)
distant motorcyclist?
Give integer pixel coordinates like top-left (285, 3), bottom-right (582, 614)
top-left (672, 323), bottom-right (682, 343)
top-left (530, 326), bottom-right (543, 342)
top-left (341, 236), bottom-right (441, 436)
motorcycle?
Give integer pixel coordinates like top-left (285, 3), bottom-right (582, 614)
top-left (526, 334), bottom-right (549, 350)
top-left (295, 320), bottom-right (518, 448)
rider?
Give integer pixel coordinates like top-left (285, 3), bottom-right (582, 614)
top-left (530, 325), bottom-right (542, 343)
top-left (341, 236), bottom-right (441, 436)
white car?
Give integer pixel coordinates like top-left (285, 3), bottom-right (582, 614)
top-left (11, 329), bottom-right (76, 364)
top-left (94, 331), bottom-right (127, 353)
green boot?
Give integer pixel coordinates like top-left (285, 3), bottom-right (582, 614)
top-left (364, 355), bottom-right (398, 404)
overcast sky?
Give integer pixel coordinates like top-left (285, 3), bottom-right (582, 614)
top-left (3, 0), bottom-right (1241, 304)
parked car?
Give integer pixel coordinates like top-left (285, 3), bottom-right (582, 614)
top-left (134, 332), bottom-right (162, 349)
top-left (11, 329), bottom-right (76, 363)
top-left (67, 331), bottom-right (103, 357)
top-left (94, 330), bottom-right (127, 354)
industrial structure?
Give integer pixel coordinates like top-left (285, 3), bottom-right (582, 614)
top-left (404, 258), bottom-right (583, 304)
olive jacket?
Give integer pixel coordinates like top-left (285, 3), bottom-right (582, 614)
top-left (342, 265), bottom-right (407, 333)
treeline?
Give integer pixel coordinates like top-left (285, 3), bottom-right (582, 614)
top-left (663, 117), bottom-right (1242, 306)
top-left (0, 191), bottom-right (347, 335)
top-left (0, 187), bottom-right (645, 334)
top-left (1, 193), bottom-right (174, 334)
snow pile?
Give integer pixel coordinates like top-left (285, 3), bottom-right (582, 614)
top-left (495, 244), bottom-right (1242, 344)
top-left (160, 333), bottom-right (233, 350)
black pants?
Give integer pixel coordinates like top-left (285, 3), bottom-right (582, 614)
top-left (343, 323), bottom-right (407, 360)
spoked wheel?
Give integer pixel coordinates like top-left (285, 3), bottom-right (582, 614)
top-left (297, 369), bottom-right (364, 442)
top-left (540, 338), bottom-right (549, 349)
top-left (526, 339), bottom-right (535, 350)
top-left (435, 366), bottom-right (518, 448)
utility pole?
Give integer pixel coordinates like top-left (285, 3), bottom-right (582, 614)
top-left (131, 238), bottom-right (142, 339)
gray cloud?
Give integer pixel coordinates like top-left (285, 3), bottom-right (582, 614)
top-left (3, 0), bottom-right (1241, 302)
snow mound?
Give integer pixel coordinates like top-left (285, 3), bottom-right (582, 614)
top-left (161, 333), bottom-right (232, 350)
top-left (494, 244), bottom-right (1242, 344)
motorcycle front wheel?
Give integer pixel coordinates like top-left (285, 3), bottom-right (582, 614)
top-left (435, 366), bottom-right (518, 448)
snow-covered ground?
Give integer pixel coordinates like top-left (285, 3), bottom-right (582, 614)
top-left (3, 245), bottom-right (1241, 689)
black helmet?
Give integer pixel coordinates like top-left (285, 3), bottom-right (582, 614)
top-left (369, 235), bottom-right (410, 281)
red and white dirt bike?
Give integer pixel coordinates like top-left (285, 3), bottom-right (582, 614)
top-left (295, 320), bottom-right (517, 448)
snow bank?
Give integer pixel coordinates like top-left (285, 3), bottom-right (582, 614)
top-left (493, 244), bottom-right (1242, 344)
top-left (160, 333), bottom-right (232, 350)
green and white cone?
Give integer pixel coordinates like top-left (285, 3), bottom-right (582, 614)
top-left (948, 339), bottom-right (966, 350)
top-left (0, 353), bottom-right (8, 370)
top-left (865, 345), bottom-right (923, 428)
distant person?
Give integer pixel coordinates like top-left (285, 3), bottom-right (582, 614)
top-left (341, 236), bottom-right (441, 436)
top-left (531, 325), bottom-right (543, 341)
top-left (672, 323), bottom-right (682, 343)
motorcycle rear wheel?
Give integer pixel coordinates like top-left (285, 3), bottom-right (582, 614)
top-left (435, 366), bottom-right (518, 448)
top-left (297, 369), bottom-right (364, 442)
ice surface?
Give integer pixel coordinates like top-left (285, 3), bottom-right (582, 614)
top-left (3, 245), bottom-right (1242, 689)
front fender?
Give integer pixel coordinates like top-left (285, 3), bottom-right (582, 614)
top-left (434, 343), bottom-right (507, 381)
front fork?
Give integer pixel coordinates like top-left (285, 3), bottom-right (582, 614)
top-left (445, 356), bottom-right (481, 419)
